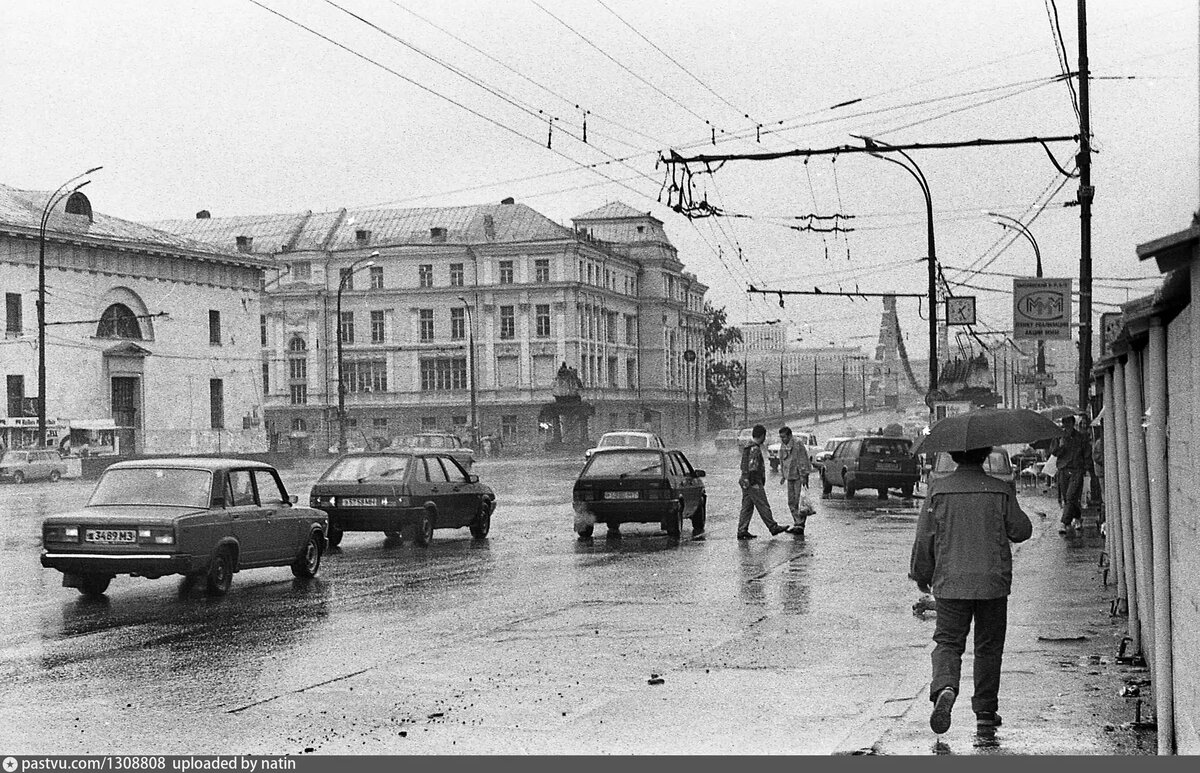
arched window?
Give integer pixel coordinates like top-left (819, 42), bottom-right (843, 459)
top-left (288, 336), bottom-right (307, 352)
top-left (291, 418), bottom-right (307, 432)
top-left (65, 191), bottom-right (93, 221)
top-left (96, 303), bottom-right (142, 339)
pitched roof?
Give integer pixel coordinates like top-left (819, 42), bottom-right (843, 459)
top-left (150, 202), bottom-right (576, 254)
top-left (572, 201), bottom-right (659, 222)
top-left (0, 183), bottom-right (263, 266)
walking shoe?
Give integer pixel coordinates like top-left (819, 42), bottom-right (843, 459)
top-left (1058, 523), bottom-right (1069, 534)
top-left (930, 687), bottom-right (956, 734)
top-left (769, 524), bottom-right (788, 536)
top-left (792, 527), bottom-right (805, 540)
top-left (736, 532), bottom-right (758, 540)
top-left (976, 712), bottom-right (1002, 732)
top-left (1071, 517), bottom-right (1083, 531)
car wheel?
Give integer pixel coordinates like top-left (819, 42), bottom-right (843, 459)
top-left (821, 472), bottom-right (833, 497)
top-left (49, 470), bottom-right (61, 483)
top-left (78, 574), bottom-right (112, 597)
top-left (900, 483), bottom-right (915, 498)
top-left (383, 530), bottom-right (402, 545)
top-left (576, 524), bottom-right (594, 539)
top-left (662, 501), bottom-right (683, 538)
top-left (691, 497), bottom-right (707, 535)
top-left (205, 548), bottom-right (234, 596)
top-left (292, 533), bottom-right (322, 579)
top-left (413, 509), bottom-right (434, 546)
top-left (326, 525), bottom-right (343, 548)
top-left (469, 501), bottom-right (491, 539)
top-left (12, 471), bottom-right (24, 485)
top-left (877, 488), bottom-right (889, 500)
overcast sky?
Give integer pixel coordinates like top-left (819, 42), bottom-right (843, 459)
top-left (2, 0), bottom-right (1195, 357)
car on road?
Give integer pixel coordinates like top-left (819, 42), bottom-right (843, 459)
top-left (712, 429), bottom-right (742, 452)
top-left (812, 437), bottom-right (852, 473)
top-left (40, 458), bottom-right (327, 597)
top-left (394, 432), bottom-right (475, 470)
top-left (928, 449), bottom-right (1015, 484)
top-left (767, 430), bottom-right (818, 472)
top-left (572, 448), bottom-right (706, 539)
top-left (820, 436), bottom-right (920, 499)
top-left (584, 429), bottom-right (666, 460)
top-left (310, 450), bottom-right (495, 547)
top-left (0, 449), bottom-right (67, 484)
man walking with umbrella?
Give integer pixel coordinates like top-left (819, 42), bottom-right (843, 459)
top-left (909, 408), bottom-right (1051, 735)
top-left (1048, 415), bottom-right (1092, 535)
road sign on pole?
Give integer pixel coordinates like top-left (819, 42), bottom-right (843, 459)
top-left (1013, 278), bottom-right (1072, 340)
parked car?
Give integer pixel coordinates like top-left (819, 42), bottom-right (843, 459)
top-left (812, 436), bottom-right (852, 473)
top-left (1, 449), bottom-right (67, 484)
top-left (928, 449), bottom-right (1015, 483)
top-left (572, 448), bottom-right (706, 538)
top-left (584, 430), bottom-right (666, 460)
top-left (310, 450), bottom-right (495, 547)
top-left (767, 430), bottom-right (818, 472)
top-left (820, 436), bottom-right (920, 499)
top-left (394, 432), bottom-right (474, 470)
top-left (40, 458), bottom-right (326, 597)
top-left (713, 429), bottom-right (741, 452)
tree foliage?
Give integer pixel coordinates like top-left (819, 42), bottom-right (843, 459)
top-left (703, 301), bottom-right (744, 430)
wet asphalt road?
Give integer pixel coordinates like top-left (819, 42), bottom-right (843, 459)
top-left (0, 445), bottom-right (934, 754)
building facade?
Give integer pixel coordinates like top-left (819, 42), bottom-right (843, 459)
top-left (155, 200), bottom-right (706, 454)
top-left (0, 183), bottom-right (270, 455)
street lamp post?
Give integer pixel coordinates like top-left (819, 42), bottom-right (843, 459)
top-left (37, 167), bottom-right (102, 448)
top-left (336, 252), bottom-right (378, 454)
top-left (989, 212), bottom-right (1046, 406)
top-left (456, 295), bottom-right (478, 449)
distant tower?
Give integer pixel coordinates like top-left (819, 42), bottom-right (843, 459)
top-left (868, 296), bottom-right (924, 407)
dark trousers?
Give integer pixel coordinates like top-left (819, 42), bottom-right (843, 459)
top-left (931, 596), bottom-right (1008, 714)
top-left (737, 484), bottom-right (780, 535)
top-left (1058, 468), bottom-right (1085, 525)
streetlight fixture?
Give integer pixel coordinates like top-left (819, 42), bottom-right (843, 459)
top-left (336, 251), bottom-right (378, 454)
top-left (456, 294), bottom-right (478, 449)
top-left (988, 211), bottom-right (1046, 406)
top-left (38, 166), bottom-right (102, 448)
top-left (854, 135), bottom-right (938, 419)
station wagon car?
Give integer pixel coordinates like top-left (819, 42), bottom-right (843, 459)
top-left (572, 448), bottom-right (706, 538)
top-left (394, 432), bottom-right (475, 470)
top-left (310, 450), bottom-right (495, 547)
top-left (583, 430), bottom-right (666, 460)
top-left (0, 449), bottom-right (67, 484)
top-left (820, 437), bottom-right (920, 499)
top-left (40, 458), bottom-right (327, 597)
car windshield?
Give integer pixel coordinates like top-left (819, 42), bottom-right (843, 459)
top-left (1, 452), bottom-right (25, 464)
top-left (89, 468), bottom-right (213, 508)
top-left (321, 455), bottom-right (411, 481)
top-left (599, 434), bottom-right (648, 448)
top-left (581, 451), bottom-right (663, 478)
top-left (862, 440), bottom-right (912, 457)
top-left (933, 451), bottom-right (1012, 475)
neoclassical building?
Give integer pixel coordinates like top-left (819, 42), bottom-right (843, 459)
top-left (0, 182), bottom-right (270, 455)
top-left (154, 199), bottom-right (707, 453)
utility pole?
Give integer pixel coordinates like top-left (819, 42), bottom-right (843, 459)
top-left (778, 354), bottom-right (785, 425)
top-left (1077, 0), bottom-right (1094, 414)
top-left (841, 360), bottom-right (848, 420)
top-left (860, 363), bottom-right (867, 415)
top-left (760, 370), bottom-right (769, 417)
top-left (742, 359), bottom-right (749, 427)
top-left (813, 358), bottom-right (820, 426)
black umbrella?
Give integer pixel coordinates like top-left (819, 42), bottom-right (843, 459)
top-left (913, 408), bottom-right (1063, 454)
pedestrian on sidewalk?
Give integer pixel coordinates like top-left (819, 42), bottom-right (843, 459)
top-left (909, 445), bottom-right (1033, 735)
top-left (777, 426), bottom-right (813, 538)
top-left (737, 424), bottom-right (789, 540)
top-left (1048, 416), bottom-right (1092, 534)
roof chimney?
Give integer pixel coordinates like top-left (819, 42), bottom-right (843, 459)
top-left (236, 235), bottom-right (253, 253)
top-left (500, 197), bottom-right (515, 205)
top-left (430, 227), bottom-right (447, 243)
top-left (196, 210), bottom-right (211, 219)
top-left (355, 228), bottom-right (371, 244)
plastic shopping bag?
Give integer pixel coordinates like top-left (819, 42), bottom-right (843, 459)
top-left (1042, 454), bottom-right (1058, 480)
top-left (798, 488), bottom-right (817, 516)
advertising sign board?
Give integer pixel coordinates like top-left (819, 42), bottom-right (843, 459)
top-left (1013, 278), bottom-right (1072, 340)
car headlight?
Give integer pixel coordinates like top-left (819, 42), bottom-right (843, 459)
top-left (311, 495), bottom-right (335, 508)
top-left (137, 527), bottom-right (175, 545)
top-left (44, 525), bottom-right (80, 543)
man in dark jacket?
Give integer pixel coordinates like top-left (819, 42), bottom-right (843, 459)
top-left (737, 424), bottom-right (789, 540)
top-left (910, 446), bottom-right (1033, 735)
top-left (1048, 416), bottom-right (1092, 534)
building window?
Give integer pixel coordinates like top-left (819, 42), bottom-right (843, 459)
top-left (418, 264), bottom-right (434, 288)
top-left (342, 359), bottom-right (388, 393)
top-left (418, 309), bottom-right (435, 342)
top-left (421, 416), bottom-right (438, 430)
top-left (608, 356), bottom-right (618, 388)
top-left (97, 303), bottom-right (142, 340)
top-left (208, 310), bottom-right (221, 345)
top-left (535, 304), bottom-right (551, 337)
top-left (373, 417), bottom-right (388, 435)
top-left (627, 358), bottom-right (636, 389)
top-left (259, 315), bottom-right (267, 346)
top-left (535, 259), bottom-right (550, 283)
top-left (4, 293), bottom-right (21, 338)
top-left (291, 261), bottom-right (312, 282)
top-left (499, 306), bottom-right (515, 339)
top-left (289, 357), bottom-right (307, 380)
top-left (339, 267), bottom-right (354, 291)
top-left (499, 260), bottom-right (514, 284)
top-left (606, 312), bottom-right (618, 343)
top-left (450, 263), bottom-right (464, 286)
top-left (210, 379), bottom-right (224, 429)
top-left (340, 311), bottom-right (355, 344)
top-left (626, 315), bottom-right (636, 345)
top-left (451, 415), bottom-right (467, 432)
top-left (420, 357), bottom-right (467, 391)
top-left (290, 384), bottom-right (308, 405)
top-left (450, 307), bottom-right (466, 340)
top-left (288, 335), bottom-right (306, 352)
top-left (500, 414), bottom-right (518, 444)
top-left (370, 310), bottom-right (385, 343)
top-left (369, 265), bottom-right (384, 290)
top-left (262, 362), bottom-right (270, 394)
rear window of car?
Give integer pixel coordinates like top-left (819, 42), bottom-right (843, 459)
top-left (933, 451), bottom-right (1012, 475)
top-left (321, 455), bottom-right (411, 481)
top-left (1, 452), bottom-right (26, 464)
top-left (580, 451), bottom-right (664, 478)
top-left (599, 434), bottom-right (648, 447)
top-left (89, 468), bottom-right (214, 508)
top-left (861, 440), bottom-right (912, 457)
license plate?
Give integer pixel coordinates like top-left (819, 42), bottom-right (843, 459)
top-left (603, 491), bottom-right (640, 500)
top-left (876, 462), bottom-right (899, 471)
top-left (340, 497), bottom-right (378, 507)
top-left (86, 529), bottom-right (136, 544)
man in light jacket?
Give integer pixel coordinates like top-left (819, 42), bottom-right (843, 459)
top-left (777, 426), bottom-right (812, 537)
top-left (909, 446), bottom-right (1033, 736)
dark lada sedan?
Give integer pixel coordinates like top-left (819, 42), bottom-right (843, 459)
top-left (40, 458), bottom-right (327, 597)
top-left (309, 450), bottom-right (495, 547)
top-left (572, 448), bottom-right (706, 539)
top-left (820, 436), bottom-right (920, 499)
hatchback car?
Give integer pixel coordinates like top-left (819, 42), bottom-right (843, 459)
top-left (820, 437), bottom-right (920, 499)
top-left (712, 429), bottom-right (741, 452)
top-left (40, 458), bottom-right (326, 597)
top-left (572, 448), bottom-right (706, 538)
top-left (310, 450), bottom-right (495, 547)
top-left (394, 432), bottom-right (475, 470)
top-left (583, 430), bottom-right (666, 460)
top-left (1, 449), bottom-right (67, 484)
top-left (928, 449), bottom-right (1015, 483)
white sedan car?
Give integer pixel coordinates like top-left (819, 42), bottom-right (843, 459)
top-left (584, 430), bottom-right (666, 460)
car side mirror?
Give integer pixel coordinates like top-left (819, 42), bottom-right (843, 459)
top-left (468, 474), bottom-right (479, 484)
top-left (693, 469), bottom-right (706, 478)
top-left (289, 494), bottom-right (298, 505)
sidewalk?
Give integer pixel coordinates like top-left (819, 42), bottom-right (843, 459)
top-left (862, 492), bottom-right (1158, 755)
